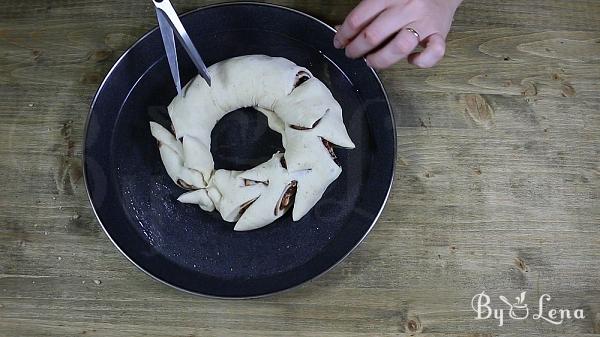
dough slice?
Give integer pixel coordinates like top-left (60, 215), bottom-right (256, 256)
top-left (235, 154), bottom-right (294, 231)
top-left (150, 122), bottom-right (206, 189)
top-left (178, 189), bottom-right (215, 212)
top-left (210, 169), bottom-right (266, 223)
top-left (274, 78), bottom-right (338, 128)
top-left (292, 160), bottom-right (341, 221)
top-left (182, 135), bottom-right (213, 185)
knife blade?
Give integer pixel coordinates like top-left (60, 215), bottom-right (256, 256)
top-left (153, 0), bottom-right (212, 87)
top-left (156, 8), bottom-right (182, 95)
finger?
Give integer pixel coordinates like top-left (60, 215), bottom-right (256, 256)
top-left (344, 6), bottom-right (413, 59)
top-left (365, 27), bottom-right (420, 69)
top-left (407, 33), bottom-right (446, 68)
top-left (334, 0), bottom-right (391, 48)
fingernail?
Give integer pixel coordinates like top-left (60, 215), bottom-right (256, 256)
top-left (334, 25), bottom-right (341, 31)
top-left (333, 37), bottom-right (342, 49)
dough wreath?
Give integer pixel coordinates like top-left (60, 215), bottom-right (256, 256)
top-left (150, 55), bottom-right (355, 231)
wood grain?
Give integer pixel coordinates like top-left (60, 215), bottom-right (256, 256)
top-left (1, 0), bottom-right (599, 336)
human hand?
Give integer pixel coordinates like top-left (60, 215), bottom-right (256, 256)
top-left (334, 0), bottom-right (462, 69)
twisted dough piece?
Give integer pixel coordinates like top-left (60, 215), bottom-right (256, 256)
top-left (150, 55), bottom-right (354, 231)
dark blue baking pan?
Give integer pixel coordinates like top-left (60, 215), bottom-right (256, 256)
top-left (84, 2), bottom-right (395, 298)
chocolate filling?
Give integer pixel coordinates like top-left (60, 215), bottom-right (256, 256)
top-left (239, 197), bottom-right (259, 217)
top-left (275, 181), bottom-right (298, 215)
top-left (322, 138), bottom-right (338, 160)
top-left (293, 71), bottom-right (311, 88)
top-left (290, 118), bottom-right (322, 131)
top-left (177, 179), bottom-right (195, 190)
top-left (244, 179), bottom-right (269, 186)
top-left (280, 156), bottom-right (287, 169)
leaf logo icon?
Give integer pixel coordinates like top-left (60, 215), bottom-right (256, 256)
top-left (515, 291), bottom-right (526, 305)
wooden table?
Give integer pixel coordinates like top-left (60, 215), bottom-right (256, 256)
top-left (1, 0), bottom-right (599, 336)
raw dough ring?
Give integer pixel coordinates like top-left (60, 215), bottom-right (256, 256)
top-left (150, 55), bottom-right (355, 231)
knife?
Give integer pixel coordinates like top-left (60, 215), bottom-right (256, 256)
top-left (153, 0), bottom-right (212, 94)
